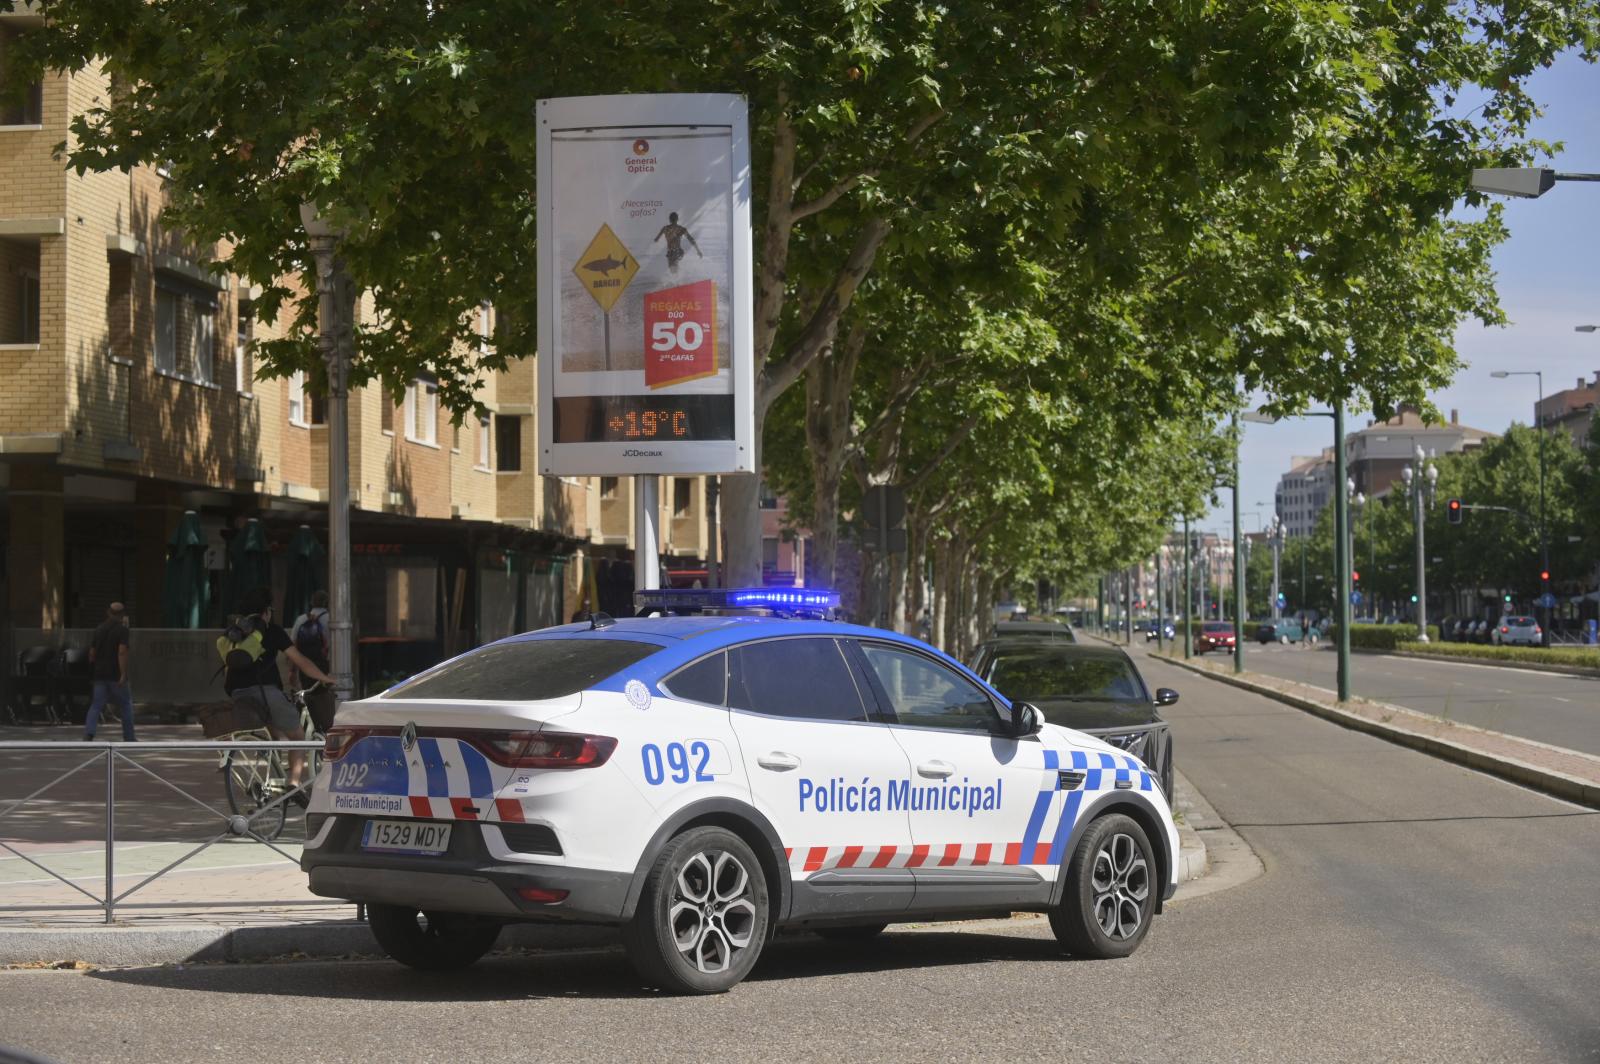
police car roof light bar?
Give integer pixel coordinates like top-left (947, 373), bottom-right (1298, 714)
top-left (634, 587), bottom-right (841, 617)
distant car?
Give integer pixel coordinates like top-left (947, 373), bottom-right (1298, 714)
top-left (1256, 619), bottom-right (1304, 644)
top-left (1451, 618), bottom-right (1473, 641)
top-left (1143, 620), bottom-right (1176, 643)
top-left (971, 642), bottom-right (1175, 803)
top-left (1492, 615), bottom-right (1541, 647)
top-left (1469, 619), bottom-right (1491, 644)
top-left (1194, 622), bottom-right (1236, 654)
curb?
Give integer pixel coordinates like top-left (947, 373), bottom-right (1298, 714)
top-left (1152, 652), bottom-right (1600, 810)
top-left (0, 920), bottom-right (618, 969)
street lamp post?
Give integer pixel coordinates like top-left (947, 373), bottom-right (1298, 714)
top-left (1348, 481), bottom-right (1365, 613)
top-left (1182, 516), bottom-right (1193, 659)
top-left (300, 202), bottom-right (355, 708)
top-left (1155, 544), bottom-right (1166, 653)
top-left (1490, 368), bottom-right (1549, 645)
top-left (1401, 446), bottom-right (1438, 642)
top-left (1268, 515), bottom-right (1284, 620)
top-left (1232, 412), bottom-right (1245, 674)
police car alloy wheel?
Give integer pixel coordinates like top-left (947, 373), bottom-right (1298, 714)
top-left (623, 826), bottom-right (771, 994)
top-left (367, 904), bottom-right (503, 971)
top-left (1049, 813), bottom-right (1156, 959)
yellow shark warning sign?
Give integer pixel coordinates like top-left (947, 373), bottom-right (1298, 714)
top-left (573, 223), bottom-right (639, 313)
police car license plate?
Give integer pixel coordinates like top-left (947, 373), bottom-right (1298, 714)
top-left (361, 820), bottom-right (452, 856)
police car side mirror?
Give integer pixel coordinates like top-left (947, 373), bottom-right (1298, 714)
top-left (1009, 702), bottom-right (1044, 737)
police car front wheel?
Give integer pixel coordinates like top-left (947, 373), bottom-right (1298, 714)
top-left (624, 826), bottom-right (770, 994)
top-left (367, 904), bottom-right (503, 971)
top-left (1049, 813), bottom-right (1156, 959)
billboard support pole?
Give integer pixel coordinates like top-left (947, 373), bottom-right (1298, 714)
top-left (635, 475), bottom-right (661, 596)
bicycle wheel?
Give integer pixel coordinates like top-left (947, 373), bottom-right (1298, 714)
top-left (224, 747), bottom-right (287, 841)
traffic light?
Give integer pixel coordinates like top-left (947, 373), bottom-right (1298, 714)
top-left (1410, 594), bottom-right (1419, 603)
top-left (1351, 570), bottom-right (1360, 584)
top-left (1447, 498), bottom-right (1462, 524)
top-left (1504, 594), bottom-right (1513, 603)
top-left (1541, 570), bottom-right (1550, 582)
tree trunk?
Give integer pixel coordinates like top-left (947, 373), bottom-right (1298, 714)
top-left (802, 325), bottom-right (864, 586)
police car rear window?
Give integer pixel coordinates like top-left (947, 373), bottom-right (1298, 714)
top-left (382, 639), bottom-right (659, 701)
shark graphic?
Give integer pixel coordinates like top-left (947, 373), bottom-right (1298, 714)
top-left (582, 252), bottom-right (630, 276)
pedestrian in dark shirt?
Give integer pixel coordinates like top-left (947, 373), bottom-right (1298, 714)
top-left (84, 602), bottom-right (136, 741)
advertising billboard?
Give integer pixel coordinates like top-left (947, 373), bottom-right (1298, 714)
top-left (536, 94), bottom-right (754, 475)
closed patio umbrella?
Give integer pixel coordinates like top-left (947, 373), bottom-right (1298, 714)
top-left (223, 517), bottom-right (273, 614)
top-left (283, 524), bottom-right (326, 623)
top-left (160, 510), bottom-right (210, 628)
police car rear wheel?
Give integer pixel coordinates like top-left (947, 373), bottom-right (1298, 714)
top-left (1050, 813), bottom-right (1154, 959)
top-left (624, 826), bottom-right (769, 994)
top-left (367, 904), bottom-right (502, 971)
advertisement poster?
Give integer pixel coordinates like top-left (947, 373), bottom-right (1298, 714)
top-left (537, 94), bottom-right (754, 476)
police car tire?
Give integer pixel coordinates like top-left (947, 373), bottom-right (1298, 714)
top-left (367, 904), bottom-right (502, 971)
top-left (813, 923), bottom-right (888, 942)
top-left (1049, 813), bottom-right (1155, 960)
top-left (623, 826), bottom-right (770, 994)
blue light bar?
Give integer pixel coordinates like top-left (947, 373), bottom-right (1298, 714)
top-left (634, 587), bottom-right (841, 615)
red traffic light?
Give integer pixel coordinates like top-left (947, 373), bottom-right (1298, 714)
top-left (1447, 498), bottom-right (1463, 525)
top-left (1351, 570), bottom-right (1360, 582)
top-left (1541, 570), bottom-right (1550, 582)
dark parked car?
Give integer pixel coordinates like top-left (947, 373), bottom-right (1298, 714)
top-left (987, 620), bottom-right (1077, 643)
top-left (969, 642), bottom-right (1175, 803)
top-left (1256, 618), bottom-right (1305, 644)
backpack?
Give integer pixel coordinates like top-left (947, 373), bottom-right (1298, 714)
top-left (216, 615), bottom-right (266, 682)
top-left (294, 609), bottom-right (328, 662)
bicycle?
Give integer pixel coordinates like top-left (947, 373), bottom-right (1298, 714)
top-left (219, 684), bottom-right (325, 842)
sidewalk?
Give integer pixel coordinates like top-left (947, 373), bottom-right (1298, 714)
top-left (1141, 642), bottom-right (1600, 809)
top-left (1, 722), bottom-right (1226, 967)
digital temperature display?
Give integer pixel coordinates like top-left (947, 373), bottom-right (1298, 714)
top-left (552, 395), bottom-right (736, 444)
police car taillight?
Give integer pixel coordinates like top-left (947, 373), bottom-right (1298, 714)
top-left (478, 731), bottom-right (618, 769)
top-left (323, 726), bottom-right (370, 761)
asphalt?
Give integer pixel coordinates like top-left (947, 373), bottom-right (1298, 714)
top-left (1222, 641), bottom-right (1600, 756)
top-left (4, 655), bottom-right (1598, 1063)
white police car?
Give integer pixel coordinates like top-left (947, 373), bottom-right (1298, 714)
top-left (303, 588), bottom-right (1179, 993)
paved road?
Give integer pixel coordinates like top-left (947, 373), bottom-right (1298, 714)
top-left (4, 660), bottom-right (1598, 1063)
top-left (1208, 641), bottom-right (1600, 756)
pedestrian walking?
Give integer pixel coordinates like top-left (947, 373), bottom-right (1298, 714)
top-left (291, 590), bottom-right (336, 734)
top-left (83, 602), bottom-right (136, 741)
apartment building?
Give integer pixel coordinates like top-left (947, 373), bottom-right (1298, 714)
top-left (1537, 372), bottom-right (1599, 452)
top-left (1275, 447), bottom-right (1335, 538)
top-left (1345, 406), bottom-right (1496, 499)
top-left (0, 16), bottom-right (716, 697)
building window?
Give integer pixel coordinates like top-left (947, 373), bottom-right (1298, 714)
top-left (477, 302), bottom-right (492, 354)
top-left (234, 303), bottom-right (254, 393)
top-left (673, 477), bottom-right (692, 517)
top-left (452, 422), bottom-right (461, 453)
top-left (154, 283), bottom-right (216, 383)
top-left (380, 393), bottom-right (394, 434)
top-left (288, 370), bottom-right (307, 427)
top-left (155, 288), bottom-right (177, 373)
top-left (600, 476), bottom-right (619, 500)
top-left (762, 536), bottom-right (779, 569)
top-left (496, 415), bottom-right (522, 472)
top-left (0, 27), bottom-right (44, 126)
top-left (404, 375), bottom-right (437, 445)
top-left (474, 414), bottom-right (492, 471)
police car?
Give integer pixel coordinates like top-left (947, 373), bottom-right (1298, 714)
top-left (302, 588), bottom-right (1179, 993)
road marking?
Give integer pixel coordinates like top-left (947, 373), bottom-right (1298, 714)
top-left (0, 842), bottom-right (169, 863)
top-left (1, 859), bottom-right (299, 887)
top-left (1552, 697), bottom-right (1572, 703)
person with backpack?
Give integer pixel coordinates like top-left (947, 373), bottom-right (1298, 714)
top-left (220, 587), bottom-right (335, 794)
top-left (290, 590), bottom-right (335, 734)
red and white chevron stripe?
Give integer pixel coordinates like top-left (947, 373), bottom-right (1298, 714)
top-left (783, 842), bottom-right (1033, 873)
top-left (402, 795), bottom-right (531, 823)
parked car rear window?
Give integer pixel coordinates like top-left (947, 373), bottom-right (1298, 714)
top-left (986, 651), bottom-right (1145, 703)
top-left (383, 639), bottom-right (658, 701)
top-left (1509, 617), bottom-right (1535, 626)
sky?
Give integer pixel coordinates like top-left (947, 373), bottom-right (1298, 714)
top-left (1204, 50), bottom-right (1600, 536)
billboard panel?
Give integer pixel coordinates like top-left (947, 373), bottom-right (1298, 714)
top-left (537, 94), bottom-right (754, 475)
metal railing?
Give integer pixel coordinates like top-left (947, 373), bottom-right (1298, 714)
top-left (0, 739), bottom-right (324, 924)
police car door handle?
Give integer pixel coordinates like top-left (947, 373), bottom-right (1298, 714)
top-left (757, 752), bottom-right (801, 772)
top-left (917, 760), bottom-right (956, 779)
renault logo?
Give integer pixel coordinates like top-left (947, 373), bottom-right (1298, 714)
top-left (400, 722), bottom-right (417, 752)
